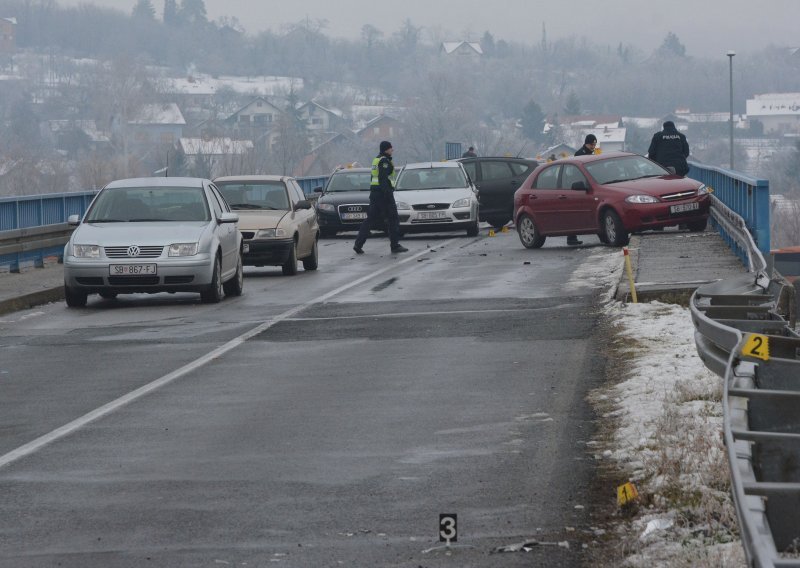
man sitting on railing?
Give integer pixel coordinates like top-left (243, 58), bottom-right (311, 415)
top-left (647, 121), bottom-right (690, 177)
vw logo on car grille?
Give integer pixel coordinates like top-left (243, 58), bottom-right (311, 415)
top-left (347, 206), bottom-right (362, 212)
top-left (127, 246), bottom-right (141, 257)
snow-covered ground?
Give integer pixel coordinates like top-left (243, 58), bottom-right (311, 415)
top-left (579, 246), bottom-right (745, 567)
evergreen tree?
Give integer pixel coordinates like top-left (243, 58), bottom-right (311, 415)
top-left (481, 31), bottom-right (495, 57)
top-left (179, 0), bottom-right (207, 26)
top-left (132, 0), bottom-right (156, 20)
top-left (656, 32), bottom-right (687, 58)
top-left (564, 91), bottom-right (581, 115)
top-left (521, 100), bottom-right (546, 142)
top-left (163, 0), bottom-right (178, 25)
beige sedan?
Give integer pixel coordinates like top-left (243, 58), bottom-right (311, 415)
top-left (214, 175), bottom-right (319, 275)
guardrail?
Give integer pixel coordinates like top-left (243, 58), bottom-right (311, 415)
top-left (691, 197), bottom-right (800, 566)
top-left (0, 176), bottom-right (331, 272)
top-left (688, 160), bottom-right (770, 260)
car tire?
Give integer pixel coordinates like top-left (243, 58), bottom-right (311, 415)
top-left (517, 214), bottom-right (546, 249)
top-left (602, 209), bottom-right (630, 247)
top-left (98, 291), bottom-right (117, 300)
top-left (320, 228), bottom-right (336, 238)
top-left (200, 255), bottom-right (224, 303)
top-left (597, 232), bottom-right (609, 244)
top-left (686, 218), bottom-right (708, 232)
top-left (222, 252), bottom-right (244, 297)
top-left (282, 240), bottom-right (298, 276)
top-left (466, 218), bottom-right (479, 237)
top-left (64, 284), bottom-right (87, 307)
top-left (302, 238), bottom-right (319, 271)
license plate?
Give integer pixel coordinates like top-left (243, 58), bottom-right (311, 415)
top-left (670, 202), bottom-right (700, 214)
top-left (417, 211), bottom-right (448, 220)
top-left (341, 212), bottom-right (368, 220)
top-left (109, 264), bottom-right (157, 275)
top-left (243, 244), bottom-right (250, 253)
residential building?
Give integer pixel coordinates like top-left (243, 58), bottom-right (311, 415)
top-left (0, 17), bottom-right (16, 55)
top-left (296, 101), bottom-right (345, 133)
top-left (441, 42), bottom-right (483, 57)
top-left (356, 114), bottom-right (404, 142)
top-left (126, 103), bottom-right (186, 147)
top-left (227, 96), bottom-right (284, 134)
top-left (746, 93), bottom-right (800, 135)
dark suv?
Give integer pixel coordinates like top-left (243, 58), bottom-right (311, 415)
top-left (314, 167), bottom-right (381, 237)
top-left (456, 156), bottom-right (539, 228)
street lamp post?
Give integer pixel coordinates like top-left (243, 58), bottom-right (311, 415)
top-left (727, 50), bottom-right (736, 170)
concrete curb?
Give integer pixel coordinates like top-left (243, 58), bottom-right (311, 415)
top-left (0, 285), bottom-right (63, 316)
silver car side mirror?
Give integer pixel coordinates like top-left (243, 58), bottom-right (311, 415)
top-left (67, 214), bottom-right (81, 226)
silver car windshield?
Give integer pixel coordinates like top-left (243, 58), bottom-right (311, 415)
top-left (326, 172), bottom-right (372, 192)
top-left (584, 156), bottom-right (669, 185)
top-left (216, 182), bottom-right (290, 210)
top-left (396, 168), bottom-right (467, 191)
top-left (85, 187), bottom-right (210, 222)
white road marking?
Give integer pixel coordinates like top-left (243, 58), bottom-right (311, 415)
top-left (0, 239), bottom-right (462, 470)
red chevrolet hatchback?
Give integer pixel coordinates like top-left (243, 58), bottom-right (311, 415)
top-left (513, 152), bottom-right (711, 248)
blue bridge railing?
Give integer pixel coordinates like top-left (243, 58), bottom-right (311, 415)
top-left (0, 176), bottom-right (331, 271)
top-left (688, 161), bottom-right (770, 262)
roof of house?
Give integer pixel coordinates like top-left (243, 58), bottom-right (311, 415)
top-left (746, 93), bottom-right (800, 116)
top-left (441, 41), bottom-right (483, 55)
top-left (129, 103), bottom-right (186, 126)
top-left (2, 17), bottom-right (17, 25)
top-left (585, 127), bottom-right (627, 144)
top-left (47, 119), bottom-right (110, 143)
top-left (297, 100), bottom-right (344, 119)
top-left (179, 137), bottom-right (253, 156)
top-left (226, 96), bottom-right (284, 120)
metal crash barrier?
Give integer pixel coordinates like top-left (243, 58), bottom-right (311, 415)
top-left (691, 195), bottom-right (800, 566)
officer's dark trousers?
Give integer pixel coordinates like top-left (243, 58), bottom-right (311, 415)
top-left (354, 189), bottom-right (400, 249)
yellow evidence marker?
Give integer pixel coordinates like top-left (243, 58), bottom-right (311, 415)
top-left (488, 229), bottom-right (496, 237)
top-left (741, 333), bottom-right (770, 361)
top-left (617, 482), bottom-right (639, 507)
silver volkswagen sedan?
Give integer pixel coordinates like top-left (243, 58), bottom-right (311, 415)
top-left (63, 177), bottom-right (243, 307)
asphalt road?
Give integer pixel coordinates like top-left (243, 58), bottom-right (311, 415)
top-left (0, 230), bottom-right (614, 567)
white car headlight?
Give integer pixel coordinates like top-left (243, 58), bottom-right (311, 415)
top-left (452, 198), bottom-right (471, 208)
top-left (168, 242), bottom-right (199, 257)
top-left (697, 184), bottom-right (710, 195)
top-left (317, 203), bottom-right (335, 212)
top-left (395, 201), bottom-right (411, 211)
top-left (255, 228), bottom-right (288, 238)
top-left (73, 244), bottom-right (100, 258)
top-left (625, 195), bottom-right (660, 204)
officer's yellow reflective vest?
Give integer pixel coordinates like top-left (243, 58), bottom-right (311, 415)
top-left (370, 156), bottom-right (396, 188)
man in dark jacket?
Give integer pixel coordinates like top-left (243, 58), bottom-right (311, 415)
top-left (461, 146), bottom-right (477, 158)
top-left (648, 121), bottom-right (690, 176)
top-left (574, 134), bottom-right (597, 156)
top-left (353, 141), bottom-right (408, 254)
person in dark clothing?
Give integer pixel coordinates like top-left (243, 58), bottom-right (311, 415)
top-left (354, 141), bottom-right (408, 255)
top-left (574, 134), bottom-right (597, 157)
top-left (647, 121), bottom-right (690, 176)
top-left (461, 146), bottom-right (477, 158)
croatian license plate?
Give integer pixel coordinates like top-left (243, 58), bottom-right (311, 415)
top-left (109, 264), bottom-right (157, 275)
top-left (341, 212), bottom-right (368, 220)
top-left (417, 211), bottom-right (448, 220)
top-left (670, 202), bottom-right (700, 215)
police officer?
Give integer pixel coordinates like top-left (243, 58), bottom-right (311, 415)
top-left (647, 121), bottom-right (690, 176)
top-left (574, 134), bottom-right (597, 157)
top-left (353, 141), bottom-right (408, 254)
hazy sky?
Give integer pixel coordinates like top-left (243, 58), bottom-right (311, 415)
top-left (59, 0), bottom-right (799, 57)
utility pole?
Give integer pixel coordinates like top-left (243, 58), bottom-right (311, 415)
top-left (727, 50), bottom-right (736, 170)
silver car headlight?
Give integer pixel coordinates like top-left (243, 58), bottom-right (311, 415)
top-left (169, 242), bottom-right (199, 257)
top-left (395, 201), bottom-right (411, 211)
top-left (625, 195), bottom-right (660, 204)
top-left (255, 228), bottom-right (288, 239)
top-left (317, 203), bottom-right (335, 212)
top-left (73, 244), bottom-right (100, 258)
top-left (452, 198), bottom-right (471, 208)
top-left (697, 184), bottom-right (710, 195)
